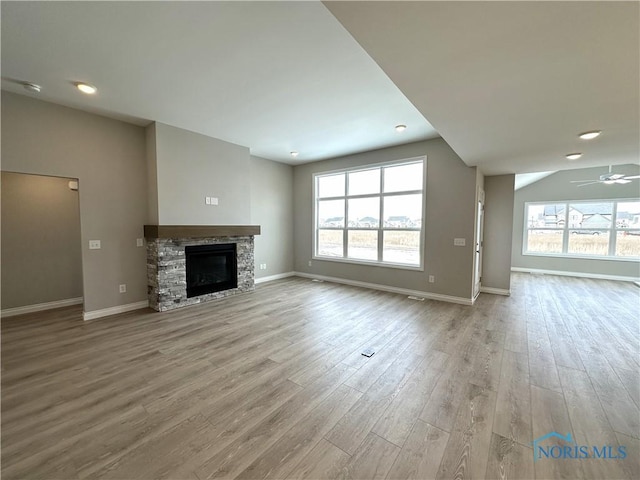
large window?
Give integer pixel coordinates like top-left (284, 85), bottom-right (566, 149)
top-left (524, 199), bottom-right (640, 259)
top-left (314, 157), bottom-right (425, 268)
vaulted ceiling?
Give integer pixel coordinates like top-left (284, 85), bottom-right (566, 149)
top-left (325, 1), bottom-right (639, 175)
top-left (2, 1), bottom-right (638, 175)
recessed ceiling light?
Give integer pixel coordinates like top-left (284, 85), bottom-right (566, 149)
top-left (290, 151), bottom-right (299, 158)
top-left (75, 82), bottom-right (97, 94)
top-left (579, 130), bottom-right (602, 140)
top-left (566, 153), bottom-right (583, 161)
top-left (23, 82), bottom-right (41, 93)
top-left (395, 124), bottom-right (407, 132)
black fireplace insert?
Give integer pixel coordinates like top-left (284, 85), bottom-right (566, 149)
top-left (185, 243), bottom-right (237, 298)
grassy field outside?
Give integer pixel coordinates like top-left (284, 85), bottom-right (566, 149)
top-left (527, 232), bottom-right (563, 253)
top-left (527, 231), bottom-right (640, 256)
top-left (319, 229), bottom-right (640, 260)
top-left (318, 229), bottom-right (420, 264)
top-left (616, 234), bottom-right (640, 256)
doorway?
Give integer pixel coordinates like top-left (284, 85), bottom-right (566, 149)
top-left (1, 172), bottom-right (83, 314)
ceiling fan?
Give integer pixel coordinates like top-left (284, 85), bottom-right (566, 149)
top-left (570, 166), bottom-right (640, 187)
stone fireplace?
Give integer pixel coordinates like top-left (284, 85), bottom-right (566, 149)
top-left (144, 225), bottom-right (260, 312)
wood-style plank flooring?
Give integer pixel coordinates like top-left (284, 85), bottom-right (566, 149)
top-left (2, 273), bottom-right (639, 479)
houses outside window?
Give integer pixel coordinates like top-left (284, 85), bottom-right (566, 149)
top-left (314, 157), bottom-right (425, 269)
top-left (524, 199), bottom-right (640, 259)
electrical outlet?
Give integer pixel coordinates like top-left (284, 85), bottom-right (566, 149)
top-left (211, 197), bottom-right (219, 206)
top-left (259, 263), bottom-right (267, 270)
top-left (308, 260), bottom-right (312, 267)
top-left (89, 240), bottom-right (101, 250)
top-left (136, 238), bottom-right (144, 247)
top-left (119, 284), bottom-right (126, 293)
top-left (428, 275), bottom-right (435, 283)
top-left (454, 238), bottom-right (466, 247)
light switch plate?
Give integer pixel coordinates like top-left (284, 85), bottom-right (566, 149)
top-left (136, 238), bottom-right (144, 247)
top-left (205, 197), bottom-right (211, 205)
top-left (89, 240), bottom-right (101, 250)
top-left (211, 197), bottom-right (219, 206)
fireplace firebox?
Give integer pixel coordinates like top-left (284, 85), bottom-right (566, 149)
top-left (185, 243), bottom-right (237, 298)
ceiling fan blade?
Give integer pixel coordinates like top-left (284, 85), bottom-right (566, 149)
top-left (623, 175), bottom-right (640, 180)
top-left (615, 179), bottom-right (632, 184)
top-left (570, 180), bottom-right (595, 183)
top-left (609, 173), bottom-right (625, 180)
top-left (576, 181), bottom-right (601, 187)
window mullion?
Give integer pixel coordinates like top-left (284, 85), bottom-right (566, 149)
top-left (343, 171), bottom-right (349, 258)
top-left (315, 198), bottom-right (319, 257)
top-left (610, 201), bottom-right (618, 256)
top-left (378, 167), bottom-right (385, 261)
top-left (379, 189), bottom-right (422, 198)
top-left (314, 172), bottom-right (319, 257)
top-left (562, 202), bottom-right (569, 253)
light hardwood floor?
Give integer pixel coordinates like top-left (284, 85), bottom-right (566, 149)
top-left (2, 273), bottom-right (639, 479)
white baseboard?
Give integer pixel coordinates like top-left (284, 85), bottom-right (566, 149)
top-left (83, 300), bottom-right (149, 321)
top-left (480, 287), bottom-right (511, 296)
top-left (511, 267), bottom-right (640, 282)
top-left (293, 272), bottom-right (473, 306)
top-left (1, 297), bottom-right (84, 318)
top-left (255, 272), bottom-right (296, 284)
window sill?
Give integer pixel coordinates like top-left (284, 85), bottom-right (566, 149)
top-left (312, 255), bottom-right (424, 272)
top-left (522, 252), bottom-right (640, 262)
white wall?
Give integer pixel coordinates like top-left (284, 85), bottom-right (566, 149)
top-left (1, 172), bottom-right (83, 309)
top-left (147, 124), bottom-right (295, 281)
top-left (512, 164), bottom-right (640, 279)
top-left (150, 122), bottom-right (251, 225)
top-left (293, 138), bottom-right (478, 301)
top-left (250, 156), bottom-right (294, 279)
top-left (146, 123), bottom-right (159, 225)
top-left (2, 95), bottom-right (298, 315)
top-left (2, 92), bottom-right (148, 313)
top-left (482, 174), bottom-right (515, 291)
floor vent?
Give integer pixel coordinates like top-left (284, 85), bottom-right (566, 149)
top-left (361, 348), bottom-right (375, 358)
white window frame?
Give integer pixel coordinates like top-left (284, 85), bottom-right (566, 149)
top-left (522, 198), bottom-right (640, 261)
top-left (313, 156), bottom-right (426, 271)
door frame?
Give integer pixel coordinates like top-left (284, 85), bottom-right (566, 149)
top-left (473, 187), bottom-right (485, 299)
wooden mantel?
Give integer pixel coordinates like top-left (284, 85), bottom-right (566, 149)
top-left (144, 225), bottom-right (260, 239)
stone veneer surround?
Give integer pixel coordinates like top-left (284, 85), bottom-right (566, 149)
top-left (147, 235), bottom-right (255, 312)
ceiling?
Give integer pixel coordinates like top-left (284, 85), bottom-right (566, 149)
top-left (2, 1), bottom-right (638, 175)
top-left (1, 1), bottom-right (436, 164)
top-left (326, 1), bottom-right (639, 175)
